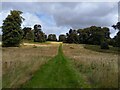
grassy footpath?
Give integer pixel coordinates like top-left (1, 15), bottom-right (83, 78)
top-left (22, 44), bottom-right (90, 88)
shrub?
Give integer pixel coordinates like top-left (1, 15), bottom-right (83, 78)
top-left (100, 42), bottom-right (109, 49)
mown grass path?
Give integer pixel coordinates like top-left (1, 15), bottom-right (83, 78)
top-left (23, 44), bottom-right (90, 88)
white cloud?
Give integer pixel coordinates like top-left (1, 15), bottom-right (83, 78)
top-left (0, 2), bottom-right (119, 38)
top-left (0, 10), bottom-right (10, 26)
top-left (22, 12), bottom-right (43, 29)
top-left (109, 27), bottom-right (119, 38)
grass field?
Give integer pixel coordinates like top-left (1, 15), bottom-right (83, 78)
top-left (2, 42), bottom-right (119, 88)
top-left (22, 44), bottom-right (90, 88)
top-left (63, 44), bottom-right (118, 88)
top-left (2, 43), bottom-right (59, 88)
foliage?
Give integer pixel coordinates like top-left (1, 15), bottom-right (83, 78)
top-left (47, 34), bottom-right (57, 41)
top-left (2, 10), bottom-right (24, 47)
top-left (59, 34), bottom-right (66, 42)
top-left (34, 24), bottom-right (46, 42)
top-left (22, 27), bottom-right (34, 41)
top-left (65, 26), bottom-right (110, 45)
top-left (112, 22), bottom-right (120, 47)
top-left (0, 35), bottom-right (2, 41)
top-left (66, 29), bottom-right (79, 43)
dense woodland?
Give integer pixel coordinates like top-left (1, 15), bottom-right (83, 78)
top-left (2, 10), bottom-right (120, 49)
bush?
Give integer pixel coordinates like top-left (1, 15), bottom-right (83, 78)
top-left (100, 42), bottom-right (109, 49)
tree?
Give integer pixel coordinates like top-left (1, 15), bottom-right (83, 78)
top-left (2, 10), bottom-right (24, 47)
top-left (112, 22), bottom-right (120, 30)
top-left (59, 34), bottom-right (66, 42)
top-left (77, 28), bottom-right (90, 44)
top-left (45, 34), bottom-right (47, 40)
top-left (77, 26), bottom-right (110, 45)
top-left (112, 22), bottom-right (120, 47)
top-left (34, 24), bottom-right (46, 42)
top-left (22, 27), bottom-right (34, 41)
top-left (66, 29), bottom-right (79, 43)
top-left (47, 34), bottom-right (57, 41)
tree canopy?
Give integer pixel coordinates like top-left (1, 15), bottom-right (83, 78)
top-left (22, 27), bottom-right (34, 41)
top-left (59, 34), bottom-right (66, 42)
top-left (112, 22), bottom-right (120, 47)
top-left (64, 26), bottom-right (110, 46)
top-left (2, 10), bottom-right (24, 47)
top-left (47, 34), bottom-right (57, 41)
top-left (2, 10), bottom-right (119, 49)
top-left (34, 24), bottom-right (46, 42)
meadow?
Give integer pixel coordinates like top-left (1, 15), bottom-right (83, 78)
top-left (2, 42), bottom-right (119, 88)
top-left (63, 44), bottom-right (118, 88)
top-left (2, 43), bottom-right (59, 88)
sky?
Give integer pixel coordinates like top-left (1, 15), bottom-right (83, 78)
top-left (0, 2), bottom-right (119, 38)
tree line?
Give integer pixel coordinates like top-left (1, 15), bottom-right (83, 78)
top-left (2, 10), bottom-right (120, 49)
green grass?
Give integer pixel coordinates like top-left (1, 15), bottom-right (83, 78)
top-left (84, 44), bottom-right (120, 54)
top-left (22, 44), bottom-right (91, 88)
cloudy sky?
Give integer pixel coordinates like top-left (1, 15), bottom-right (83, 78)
top-left (0, 2), bottom-right (119, 38)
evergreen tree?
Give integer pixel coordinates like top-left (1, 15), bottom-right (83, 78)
top-left (2, 10), bottom-right (24, 47)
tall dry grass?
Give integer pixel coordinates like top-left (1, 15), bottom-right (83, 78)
top-left (63, 44), bottom-right (118, 88)
top-left (2, 44), bottom-right (58, 88)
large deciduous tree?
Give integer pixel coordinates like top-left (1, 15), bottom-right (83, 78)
top-left (77, 26), bottom-right (110, 45)
top-left (34, 24), bottom-right (46, 42)
top-left (22, 27), bottom-right (34, 41)
top-left (47, 34), bottom-right (57, 41)
top-left (2, 10), bottom-right (24, 47)
top-left (66, 29), bottom-right (79, 43)
top-left (59, 34), bottom-right (66, 42)
top-left (65, 26), bottom-right (110, 49)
